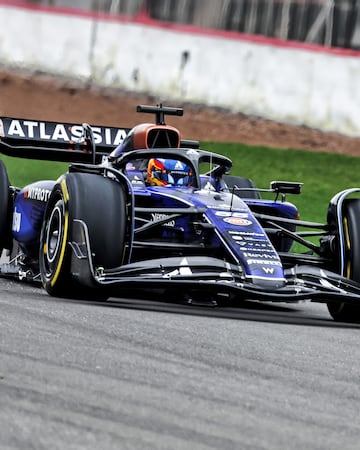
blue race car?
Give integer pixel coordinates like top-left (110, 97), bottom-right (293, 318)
top-left (0, 104), bottom-right (360, 322)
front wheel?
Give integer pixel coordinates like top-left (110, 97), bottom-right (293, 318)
top-left (39, 172), bottom-right (129, 299)
top-left (327, 198), bottom-right (360, 322)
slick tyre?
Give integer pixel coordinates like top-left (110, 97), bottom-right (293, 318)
top-left (327, 198), bottom-right (360, 322)
top-left (0, 160), bottom-right (12, 254)
top-left (39, 173), bottom-right (128, 299)
top-left (223, 175), bottom-right (260, 199)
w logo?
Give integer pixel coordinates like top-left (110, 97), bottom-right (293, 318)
top-left (262, 267), bottom-right (275, 274)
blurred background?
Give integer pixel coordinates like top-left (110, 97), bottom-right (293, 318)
top-left (26, 0), bottom-right (360, 50)
top-left (3, 0), bottom-right (360, 137)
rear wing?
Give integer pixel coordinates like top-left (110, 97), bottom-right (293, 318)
top-left (0, 117), bottom-right (130, 164)
top-left (0, 114), bottom-right (199, 164)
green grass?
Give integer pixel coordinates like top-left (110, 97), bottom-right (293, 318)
top-left (2, 142), bottom-right (360, 225)
top-left (1, 155), bottom-right (69, 186)
top-left (203, 142), bottom-right (360, 223)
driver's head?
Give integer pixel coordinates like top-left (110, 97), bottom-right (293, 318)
top-left (147, 158), bottom-right (193, 187)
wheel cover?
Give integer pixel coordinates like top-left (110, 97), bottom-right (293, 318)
top-left (42, 199), bottom-right (68, 284)
top-left (47, 204), bottom-right (63, 262)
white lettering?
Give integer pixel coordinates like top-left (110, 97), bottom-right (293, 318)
top-left (70, 125), bottom-right (84, 142)
top-left (105, 128), bottom-right (112, 145)
top-left (247, 259), bottom-right (282, 266)
top-left (8, 120), bottom-right (25, 137)
top-left (113, 129), bottom-right (127, 146)
top-left (151, 213), bottom-right (175, 227)
top-left (229, 231), bottom-right (265, 237)
top-left (262, 267), bottom-right (275, 274)
top-left (91, 127), bottom-right (102, 144)
top-left (244, 252), bottom-right (278, 258)
top-left (39, 122), bottom-right (51, 139)
top-left (12, 208), bottom-right (21, 232)
top-left (23, 121), bottom-right (38, 138)
top-left (5, 120), bottom-right (128, 146)
top-left (52, 124), bottom-right (69, 141)
top-left (26, 187), bottom-right (52, 202)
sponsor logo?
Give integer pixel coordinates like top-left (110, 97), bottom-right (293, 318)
top-left (229, 231), bottom-right (265, 237)
top-left (12, 208), bottom-right (21, 232)
top-left (151, 213), bottom-right (175, 227)
top-left (174, 160), bottom-right (184, 169)
top-left (239, 242), bottom-right (274, 249)
top-left (4, 119), bottom-right (128, 146)
top-left (262, 267), bottom-right (275, 274)
top-left (24, 187), bottom-right (52, 202)
top-left (243, 252), bottom-right (278, 258)
top-left (231, 237), bottom-right (275, 245)
top-left (224, 217), bottom-right (252, 226)
top-left (0, 119), bottom-right (4, 137)
top-left (239, 245), bottom-right (274, 252)
top-left (207, 204), bottom-right (248, 211)
top-left (215, 211), bottom-right (249, 218)
top-left (246, 259), bottom-right (282, 266)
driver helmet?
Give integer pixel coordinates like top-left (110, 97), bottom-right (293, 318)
top-left (147, 158), bottom-right (193, 187)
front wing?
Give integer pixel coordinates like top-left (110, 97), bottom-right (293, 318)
top-left (69, 220), bottom-right (360, 305)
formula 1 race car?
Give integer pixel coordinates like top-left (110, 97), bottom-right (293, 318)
top-left (1, 104), bottom-right (360, 322)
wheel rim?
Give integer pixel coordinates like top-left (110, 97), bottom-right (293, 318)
top-left (43, 200), bottom-right (65, 278)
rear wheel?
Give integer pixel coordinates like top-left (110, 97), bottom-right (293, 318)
top-left (223, 175), bottom-right (260, 199)
top-left (327, 198), bottom-right (360, 322)
top-left (39, 172), bottom-right (129, 299)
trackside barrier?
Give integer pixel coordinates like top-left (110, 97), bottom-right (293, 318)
top-left (1, 2), bottom-right (360, 137)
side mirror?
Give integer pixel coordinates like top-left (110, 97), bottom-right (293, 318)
top-left (270, 181), bottom-right (303, 195)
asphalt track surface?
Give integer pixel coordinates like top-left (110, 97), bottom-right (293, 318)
top-left (1, 279), bottom-right (360, 450)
